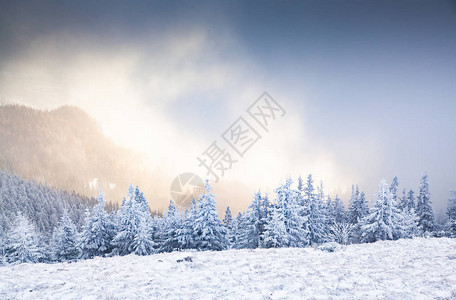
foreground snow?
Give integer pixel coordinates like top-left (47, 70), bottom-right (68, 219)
top-left (1, 238), bottom-right (456, 299)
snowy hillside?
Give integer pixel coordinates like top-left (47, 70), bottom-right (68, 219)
top-left (1, 238), bottom-right (455, 299)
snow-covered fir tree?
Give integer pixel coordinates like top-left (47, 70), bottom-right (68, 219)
top-left (111, 185), bottom-right (155, 256)
top-left (416, 173), bottom-right (435, 234)
top-left (347, 186), bottom-right (369, 224)
top-left (79, 191), bottom-right (115, 259)
top-left (360, 179), bottom-right (405, 242)
top-left (237, 191), bottom-right (268, 249)
top-left (178, 199), bottom-right (198, 250)
top-left (390, 176), bottom-right (399, 203)
top-left (332, 195), bottom-right (346, 224)
top-left (192, 181), bottom-right (228, 251)
top-left (297, 175), bottom-right (304, 192)
top-left (4, 213), bottom-right (44, 264)
top-left (261, 205), bottom-right (288, 248)
top-left (133, 214), bottom-right (156, 256)
top-left (305, 176), bottom-right (327, 245)
top-left (229, 212), bottom-right (243, 248)
top-left (160, 199), bottom-right (183, 252)
top-left (407, 189), bottom-right (416, 212)
top-left (397, 189), bottom-right (419, 238)
top-left (223, 206), bottom-right (233, 228)
top-left (222, 206), bottom-right (233, 248)
top-left (398, 189), bottom-right (409, 212)
top-left (131, 187), bottom-right (155, 255)
top-left (261, 178), bottom-right (308, 248)
top-left (325, 195), bottom-right (334, 221)
top-left (447, 190), bottom-right (456, 237)
top-left (50, 209), bottom-right (79, 261)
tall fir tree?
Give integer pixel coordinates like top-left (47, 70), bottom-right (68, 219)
top-left (178, 199), bottom-right (198, 250)
top-left (160, 199), bottom-right (183, 252)
top-left (133, 214), bottom-right (156, 256)
top-left (111, 185), bottom-right (155, 256)
top-left (5, 213), bottom-right (44, 264)
top-left (407, 189), bottom-right (416, 211)
top-left (390, 176), bottom-right (399, 203)
top-left (416, 173), bottom-right (435, 234)
top-left (262, 178), bottom-right (308, 248)
top-left (222, 206), bottom-right (233, 248)
top-left (192, 181), bottom-right (228, 251)
top-left (237, 191), bottom-right (268, 249)
top-left (297, 175), bottom-right (304, 192)
top-left (398, 189), bottom-right (409, 212)
top-left (261, 205), bottom-right (288, 248)
top-left (230, 212), bottom-right (243, 248)
top-left (347, 186), bottom-right (369, 225)
top-left (305, 176), bottom-right (327, 245)
top-left (446, 191), bottom-right (456, 237)
top-left (51, 209), bottom-right (79, 261)
top-left (223, 206), bottom-right (233, 227)
top-left (79, 191), bottom-right (115, 259)
top-left (332, 195), bottom-right (346, 224)
top-left (360, 179), bottom-right (404, 242)
top-left (325, 195), bottom-right (334, 222)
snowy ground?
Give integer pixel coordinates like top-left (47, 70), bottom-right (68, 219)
top-left (1, 238), bottom-right (456, 299)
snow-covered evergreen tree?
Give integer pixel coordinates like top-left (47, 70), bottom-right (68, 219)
top-left (360, 179), bottom-right (404, 242)
top-left (237, 191), bottom-right (268, 249)
top-left (192, 181), bottom-right (228, 251)
top-left (178, 199), bottom-right (198, 250)
top-left (347, 185), bottom-right (368, 224)
top-left (325, 195), bottom-right (334, 220)
top-left (446, 191), bottom-right (456, 237)
top-left (398, 189), bottom-right (409, 212)
top-left (160, 199), bottom-right (183, 252)
top-left (416, 173), bottom-right (435, 234)
top-left (0, 233), bottom-right (6, 265)
top-left (332, 195), bottom-right (346, 224)
top-left (305, 176), bottom-right (327, 245)
top-left (398, 190), bottom-right (419, 238)
top-left (222, 206), bottom-right (234, 248)
top-left (5, 213), bottom-right (44, 264)
top-left (261, 206), bottom-right (288, 248)
top-left (230, 212), bottom-right (243, 248)
top-left (51, 209), bottom-right (79, 261)
top-left (297, 175), bottom-right (304, 193)
top-left (261, 178), bottom-right (308, 248)
top-left (133, 214), bottom-right (156, 256)
top-left (390, 176), bottom-right (399, 203)
top-left (131, 186), bottom-right (155, 255)
top-left (223, 206), bottom-right (233, 227)
top-left (111, 185), bottom-right (155, 256)
top-left (407, 189), bottom-right (416, 212)
top-left (398, 208), bottom-right (419, 238)
top-left (79, 191), bottom-right (115, 259)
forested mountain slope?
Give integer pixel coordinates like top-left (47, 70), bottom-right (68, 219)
top-left (0, 170), bottom-right (95, 239)
top-left (0, 104), bottom-right (161, 205)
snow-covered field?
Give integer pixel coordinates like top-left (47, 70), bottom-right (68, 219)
top-left (1, 238), bottom-right (455, 299)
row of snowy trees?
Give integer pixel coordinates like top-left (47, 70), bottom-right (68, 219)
top-left (1, 173), bottom-right (455, 265)
top-left (0, 170), bottom-right (95, 239)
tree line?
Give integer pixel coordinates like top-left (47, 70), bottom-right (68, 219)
top-left (1, 172), bottom-right (455, 265)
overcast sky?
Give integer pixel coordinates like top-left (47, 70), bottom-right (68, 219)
top-left (1, 0), bottom-right (455, 214)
